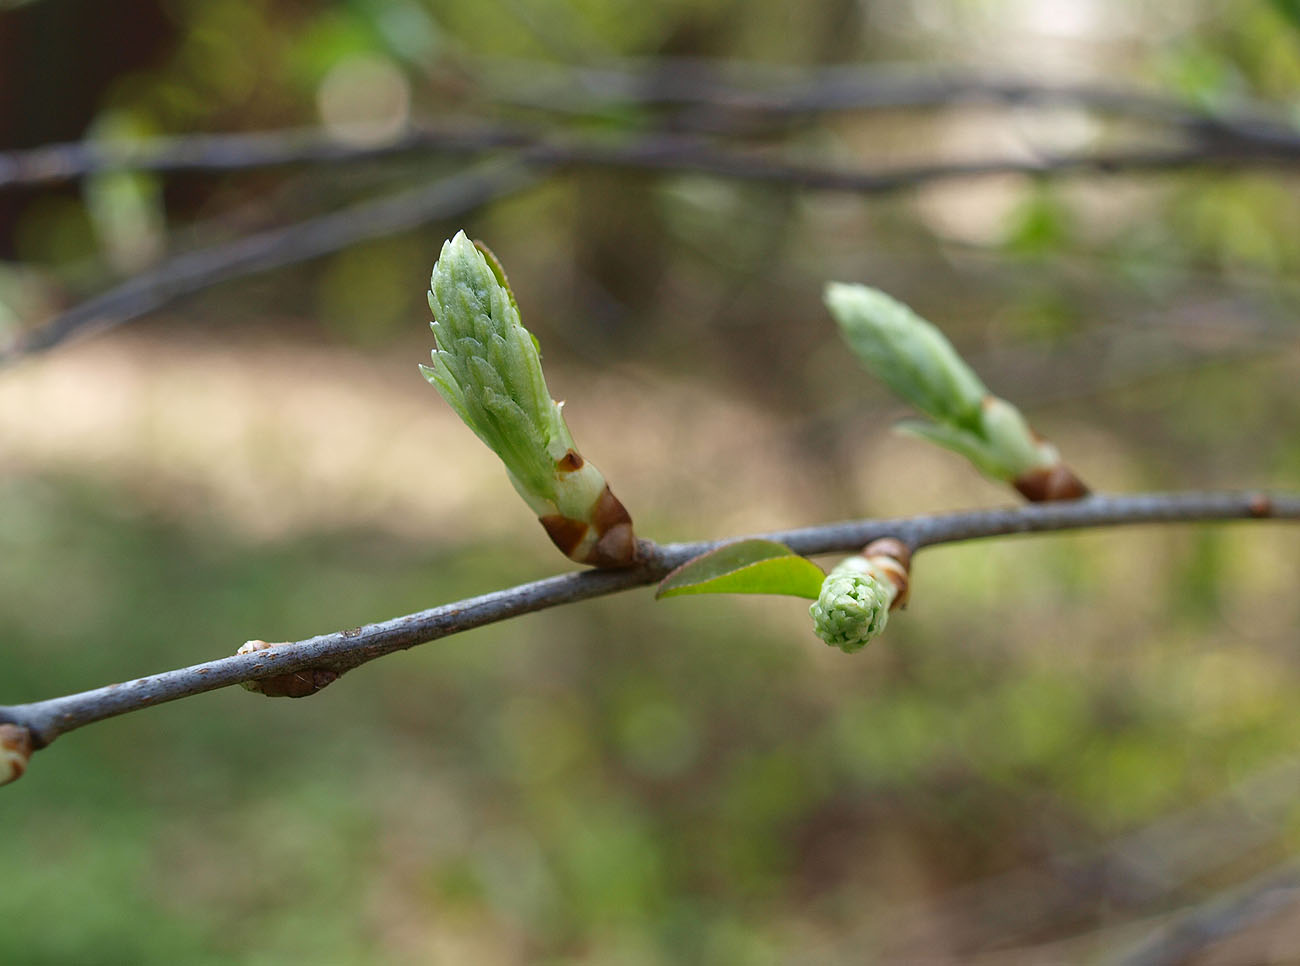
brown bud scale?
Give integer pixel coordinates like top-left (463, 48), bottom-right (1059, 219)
top-left (1, 724), bottom-right (33, 786)
top-left (863, 538), bottom-right (912, 610)
top-left (539, 514), bottom-right (590, 559)
top-left (556, 449), bottom-right (585, 473)
top-left (588, 486), bottom-right (637, 567)
top-left (1013, 464), bottom-right (1090, 503)
top-left (539, 485), bottom-right (638, 569)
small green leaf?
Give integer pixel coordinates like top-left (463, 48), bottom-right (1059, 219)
top-left (473, 240), bottom-right (520, 313)
top-left (656, 539), bottom-right (826, 600)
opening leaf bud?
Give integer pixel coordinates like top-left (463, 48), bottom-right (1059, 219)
top-left (825, 283), bottom-right (1087, 500)
top-left (810, 539), bottom-right (911, 653)
top-left (422, 232), bottom-right (636, 566)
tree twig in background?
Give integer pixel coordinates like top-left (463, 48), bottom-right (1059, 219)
top-left (1113, 860), bottom-right (1300, 966)
top-left (0, 123), bottom-right (541, 190)
top-left (0, 159), bottom-right (541, 363)
top-left (0, 490), bottom-right (1294, 769)
top-left (475, 57), bottom-right (1300, 149)
top-left (544, 138), bottom-right (1286, 190)
top-left (5, 60), bottom-right (1300, 367)
top-left (4, 132), bottom-right (1287, 366)
top-left (0, 84), bottom-right (1296, 192)
top-left (873, 755), bottom-right (1300, 954)
top-left (4, 119), bottom-right (1293, 195)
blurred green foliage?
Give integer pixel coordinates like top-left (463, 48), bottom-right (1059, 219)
top-left (5, 470), bottom-right (1300, 961)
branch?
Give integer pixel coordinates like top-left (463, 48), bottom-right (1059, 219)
top-left (4, 132), bottom-right (1288, 366)
top-left (4, 62), bottom-right (1295, 191)
top-left (872, 755), bottom-right (1300, 951)
top-left (540, 138), bottom-right (1293, 190)
top-left (0, 491), bottom-right (1293, 761)
top-left (0, 159), bottom-right (542, 362)
top-left (1113, 860), bottom-right (1300, 966)
top-left (2, 113), bottom-right (1296, 191)
top-left (0, 122), bottom-right (540, 190)
top-left (478, 58), bottom-right (1300, 150)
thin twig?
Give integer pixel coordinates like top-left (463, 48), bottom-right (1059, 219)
top-left (6, 67), bottom-right (1298, 191)
top-left (0, 123), bottom-right (539, 189)
top-left (0, 159), bottom-right (542, 362)
top-left (477, 58), bottom-right (1300, 148)
top-left (0, 490), bottom-right (1293, 754)
top-left (874, 755), bottom-right (1300, 952)
top-left (539, 138), bottom-right (1289, 191)
top-left (4, 134), bottom-right (1286, 366)
top-left (2, 115), bottom-right (1296, 192)
top-left (1112, 860), bottom-right (1300, 966)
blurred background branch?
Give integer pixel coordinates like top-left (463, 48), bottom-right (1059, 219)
top-left (1, 158), bottom-right (540, 360)
top-left (4, 60), bottom-right (1300, 363)
top-left (1114, 860), bottom-right (1300, 965)
top-left (472, 57), bottom-right (1300, 136)
top-left (5, 138), bottom-right (1276, 363)
top-left (3, 64), bottom-right (1299, 189)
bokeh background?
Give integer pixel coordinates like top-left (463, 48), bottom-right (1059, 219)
top-left (4, 1), bottom-right (1300, 962)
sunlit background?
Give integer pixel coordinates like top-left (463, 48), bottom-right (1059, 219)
top-left (3, 0), bottom-right (1300, 962)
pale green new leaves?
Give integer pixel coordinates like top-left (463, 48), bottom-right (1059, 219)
top-left (809, 556), bottom-right (895, 653)
top-left (826, 282), bottom-right (987, 427)
top-left (824, 282), bottom-right (1058, 483)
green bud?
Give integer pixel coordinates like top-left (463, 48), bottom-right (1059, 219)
top-left (422, 232), bottom-right (636, 566)
top-left (810, 556), bottom-right (895, 653)
top-left (825, 282), bottom-right (1087, 500)
top-left (825, 282), bottom-right (986, 427)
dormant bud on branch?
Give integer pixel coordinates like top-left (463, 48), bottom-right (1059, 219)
top-left (0, 724), bottom-right (32, 786)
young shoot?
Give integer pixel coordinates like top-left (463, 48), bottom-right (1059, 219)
top-left (825, 283), bottom-right (1088, 501)
top-left (422, 232), bottom-right (637, 567)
